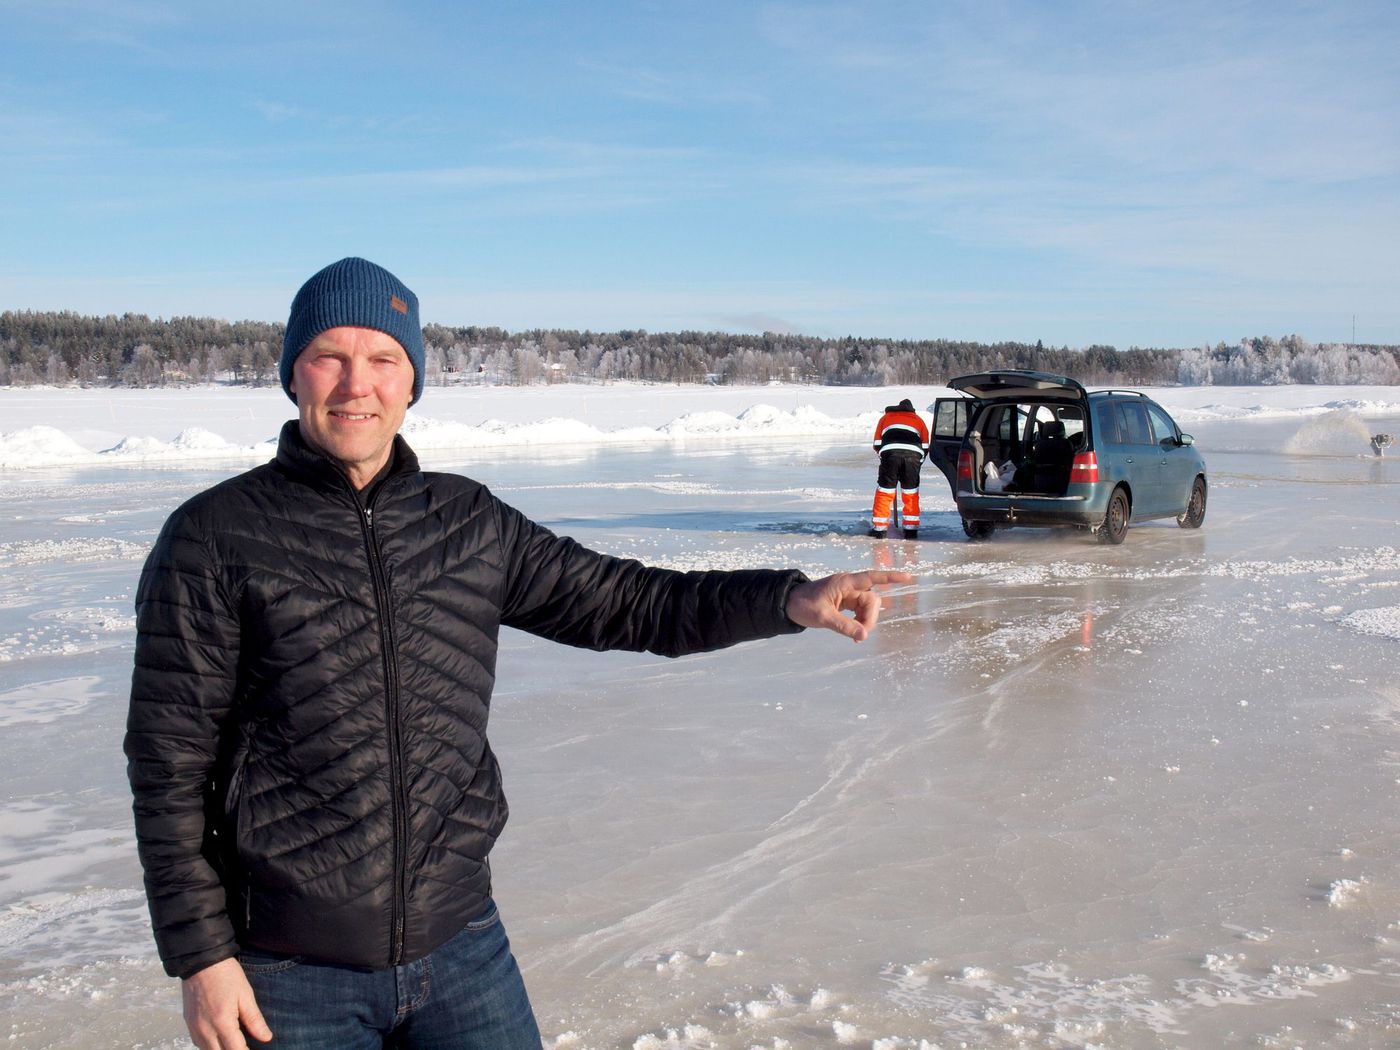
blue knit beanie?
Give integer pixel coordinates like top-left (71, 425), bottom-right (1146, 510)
top-left (281, 257), bottom-right (425, 405)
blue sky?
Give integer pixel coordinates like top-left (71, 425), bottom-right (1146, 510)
top-left (3, 0), bottom-right (1397, 348)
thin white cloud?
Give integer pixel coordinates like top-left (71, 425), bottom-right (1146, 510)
top-left (755, 1), bottom-right (1400, 184)
top-left (765, 141), bottom-right (1399, 287)
top-left (251, 100), bottom-right (305, 123)
top-left (492, 136), bottom-right (707, 164)
top-left (578, 59), bottom-right (772, 111)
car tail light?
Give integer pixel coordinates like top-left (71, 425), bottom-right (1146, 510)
top-left (957, 449), bottom-right (973, 482)
top-left (1071, 451), bottom-right (1099, 483)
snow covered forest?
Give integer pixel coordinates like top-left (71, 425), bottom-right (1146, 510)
top-left (2, 310), bottom-right (1397, 389)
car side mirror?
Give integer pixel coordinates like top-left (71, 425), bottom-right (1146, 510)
top-left (1178, 433), bottom-right (1194, 446)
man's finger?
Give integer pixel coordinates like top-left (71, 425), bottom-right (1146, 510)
top-left (825, 608), bottom-right (865, 642)
top-left (853, 570), bottom-right (916, 588)
top-left (212, 1017), bottom-right (250, 1050)
top-left (847, 589), bottom-right (883, 634)
top-left (241, 995), bottom-right (273, 1044)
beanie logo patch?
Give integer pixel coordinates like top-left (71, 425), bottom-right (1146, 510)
top-left (390, 295), bottom-right (409, 315)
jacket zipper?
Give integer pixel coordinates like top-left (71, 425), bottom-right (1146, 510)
top-left (357, 495), bottom-right (409, 965)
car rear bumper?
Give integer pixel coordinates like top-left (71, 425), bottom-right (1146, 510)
top-left (956, 490), bottom-right (1107, 527)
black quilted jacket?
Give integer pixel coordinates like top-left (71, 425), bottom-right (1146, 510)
top-left (126, 422), bottom-right (806, 979)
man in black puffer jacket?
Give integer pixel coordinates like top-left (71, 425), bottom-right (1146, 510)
top-left (126, 258), bottom-right (910, 1050)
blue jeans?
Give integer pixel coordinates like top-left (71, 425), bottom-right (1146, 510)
top-left (237, 901), bottom-right (541, 1049)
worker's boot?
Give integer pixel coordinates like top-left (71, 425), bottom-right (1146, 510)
top-left (868, 528), bottom-right (886, 539)
top-left (903, 528), bottom-right (918, 540)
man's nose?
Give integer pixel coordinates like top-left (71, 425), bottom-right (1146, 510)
top-left (338, 357), bottom-right (372, 396)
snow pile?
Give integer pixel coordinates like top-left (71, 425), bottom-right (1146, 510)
top-left (1326, 879), bottom-right (1366, 907)
top-left (0, 427), bottom-right (94, 468)
top-left (103, 427), bottom-right (269, 461)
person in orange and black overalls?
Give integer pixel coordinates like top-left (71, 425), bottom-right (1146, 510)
top-left (869, 398), bottom-right (930, 539)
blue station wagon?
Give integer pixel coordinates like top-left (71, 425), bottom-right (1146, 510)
top-left (929, 370), bottom-right (1208, 544)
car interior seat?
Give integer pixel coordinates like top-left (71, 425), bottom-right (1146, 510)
top-left (1031, 418), bottom-right (1074, 494)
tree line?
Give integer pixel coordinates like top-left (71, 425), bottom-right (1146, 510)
top-left (2, 310), bottom-right (1397, 389)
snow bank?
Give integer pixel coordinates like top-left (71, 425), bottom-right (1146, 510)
top-left (1169, 397), bottom-right (1400, 423)
top-left (0, 402), bottom-right (871, 471)
top-left (0, 426), bottom-right (93, 468)
top-left (0, 384), bottom-right (1396, 472)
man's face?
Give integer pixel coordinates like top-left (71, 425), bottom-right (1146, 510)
top-left (290, 326), bottom-right (414, 489)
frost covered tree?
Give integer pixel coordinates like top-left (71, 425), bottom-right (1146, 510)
top-left (46, 352), bottom-right (71, 385)
top-left (121, 345), bottom-right (162, 387)
top-left (423, 346), bottom-right (444, 387)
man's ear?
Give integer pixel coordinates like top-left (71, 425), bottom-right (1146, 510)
top-left (288, 374), bottom-right (297, 396)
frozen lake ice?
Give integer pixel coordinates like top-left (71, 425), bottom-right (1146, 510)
top-left (1, 389), bottom-right (1399, 1048)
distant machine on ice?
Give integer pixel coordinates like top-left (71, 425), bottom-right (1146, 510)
top-left (1372, 433), bottom-right (1393, 456)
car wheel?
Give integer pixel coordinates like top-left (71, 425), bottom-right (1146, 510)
top-left (1097, 488), bottom-right (1129, 545)
top-left (1177, 477), bottom-right (1207, 529)
top-left (962, 518), bottom-right (995, 541)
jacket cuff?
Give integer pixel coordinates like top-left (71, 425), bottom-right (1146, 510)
top-left (166, 936), bottom-right (241, 980)
top-left (777, 571), bottom-right (811, 632)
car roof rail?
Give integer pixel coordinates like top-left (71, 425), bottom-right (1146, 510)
top-left (1090, 389), bottom-right (1148, 398)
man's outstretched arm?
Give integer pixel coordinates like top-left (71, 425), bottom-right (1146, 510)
top-left (785, 570), bottom-right (914, 642)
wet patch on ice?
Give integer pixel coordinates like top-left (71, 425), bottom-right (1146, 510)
top-left (0, 675), bottom-right (104, 727)
top-left (0, 798), bottom-right (136, 901)
top-left (937, 610), bottom-right (1090, 671)
top-left (508, 479), bottom-right (863, 502)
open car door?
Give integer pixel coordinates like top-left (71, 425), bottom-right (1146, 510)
top-left (929, 397), bottom-right (978, 496)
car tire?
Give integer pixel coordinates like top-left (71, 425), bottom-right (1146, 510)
top-left (1097, 488), bottom-right (1129, 545)
top-left (1177, 477), bottom-right (1206, 529)
top-left (962, 518), bottom-right (995, 541)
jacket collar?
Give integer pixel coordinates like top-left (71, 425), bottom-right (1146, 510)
top-left (273, 420), bottom-right (422, 495)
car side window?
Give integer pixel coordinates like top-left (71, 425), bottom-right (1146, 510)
top-left (995, 407), bottom-right (1014, 441)
top-left (1147, 404), bottom-right (1178, 445)
top-left (1057, 406), bottom-right (1085, 445)
top-left (1095, 403), bottom-right (1122, 444)
top-left (934, 400), bottom-right (971, 439)
top-left (1118, 402), bottom-right (1154, 445)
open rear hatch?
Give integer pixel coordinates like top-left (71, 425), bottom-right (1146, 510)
top-left (947, 369), bottom-right (1087, 402)
top-left (933, 370), bottom-right (1091, 500)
